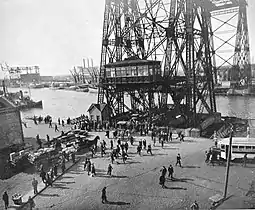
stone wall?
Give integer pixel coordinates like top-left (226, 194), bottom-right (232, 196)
top-left (0, 108), bottom-right (24, 150)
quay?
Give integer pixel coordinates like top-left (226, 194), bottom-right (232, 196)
top-left (0, 117), bottom-right (255, 209)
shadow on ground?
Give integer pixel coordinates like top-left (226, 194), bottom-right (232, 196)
top-left (39, 193), bottom-right (60, 197)
top-left (182, 165), bottom-right (201, 168)
top-left (165, 186), bottom-right (187, 190)
top-left (106, 201), bottom-right (131, 205)
top-left (53, 183), bottom-right (70, 189)
top-left (95, 173), bottom-right (128, 179)
top-left (167, 177), bottom-right (194, 182)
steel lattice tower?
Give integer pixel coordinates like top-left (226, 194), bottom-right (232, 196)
top-left (97, 0), bottom-right (251, 126)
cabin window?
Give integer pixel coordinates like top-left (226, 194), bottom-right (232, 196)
top-left (131, 66), bottom-right (137, 76)
top-left (90, 115), bottom-right (94, 120)
top-left (138, 66), bottom-right (145, 76)
top-left (106, 68), bottom-right (111, 77)
top-left (149, 66), bottom-right (153, 75)
top-left (116, 67), bottom-right (121, 77)
top-left (126, 67), bottom-right (131, 76)
top-left (239, 146), bottom-right (244, 150)
top-left (121, 67), bottom-right (126, 76)
top-left (221, 145), bottom-right (225, 149)
top-left (246, 146), bottom-right (252, 150)
top-left (156, 64), bottom-right (161, 74)
top-left (232, 146), bottom-right (238, 150)
top-left (143, 65), bottom-right (149, 76)
top-left (252, 146), bottom-right (255, 150)
top-left (110, 68), bottom-right (116, 77)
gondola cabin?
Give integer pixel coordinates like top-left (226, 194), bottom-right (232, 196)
top-left (218, 137), bottom-right (255, 160)
top-left (103, 59), bottom-right (161, 84)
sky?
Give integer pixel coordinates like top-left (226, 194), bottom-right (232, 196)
top-left (0, 0), bottom-right (255, 76)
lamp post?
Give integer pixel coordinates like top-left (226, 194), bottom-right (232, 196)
top-left (223, 128), bottom-right (233, 198)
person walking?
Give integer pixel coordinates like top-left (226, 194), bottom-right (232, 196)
top-left (160, 166), bottom-right (167, 177)
top-left (159, 175), bottom-right (166, 188)
top-left (49, 119), bottom-right (52, 128)
top-left (176, 154), bottom-right (182, 167)
top-left (61, 161), bottom-right (66, 174)
top-left (86, 160), bottom-right (92, 175)
top-left (62, 120), bottom-right (65, 127)
top-left (122, 151), bottom-right (127, 164)
top-left (143, 139), bottom-right (146, 150)
top-left (110, 139), bottom-right (113, 150)
top-left (101, 187), bottom-right (107, 203)
top-left (53, 164), bottom-right (58, 177)
top-left (40, 169), bottom-right (46, 183)
top-left (168, 165), bottom-right (174, 179)
top-left (46, 172), bottom-right (53, 187)
top-left (169, 131), bottom-right (173, 141)
top-left (55, 124), bottom-right (59, 132)
top-left (58, 118), bottom-right (61, 125)
top-left (2, 191), bottom-right (9, 210)
top-left (190, 200), bottom-right (199, 210)
top-left (32, 178), bottom-right (38, 194)
top-left (28, 196), bottom-right (36, 210)
top-left (161, 139), bottom-right (164, 148)
top-left (125, 142), bottom-right (129, 153)
top-left (71, 153), bottom-right (76, 164)
top-left (91, 163), bottom-right (96, 177)
top-left (147, 144), bottom-right (153, 155)
top-left (107, 164), bottom-right (113, 176)
top-left (46, 134), bottom-right (50, 145)
top-left (137, 145), bottom-right (142, 156)
top-left (243, 154), bottom-right (248, 167)
top-left (110, 152), bottom-right (115, 164)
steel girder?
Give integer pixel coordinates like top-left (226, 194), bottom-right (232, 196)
top-left (98, 0), bottom-right (218, 126)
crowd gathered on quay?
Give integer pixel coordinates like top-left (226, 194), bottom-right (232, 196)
top-left (3, 114), bottom-right (209, 210)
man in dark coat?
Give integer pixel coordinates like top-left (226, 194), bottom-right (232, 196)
top-left (124, 142), bottom-right (129, 153)
top-left (160, 166), bottom-right (167, 177)
top-left (107, 164), bottom-right (113, 176)
top-left (102, 187), bottom-right (107, 203)
top-left (143, 139), bottom-right (146, 150)
top-left (110, 152), bottom-right (115, 164)
top-left (168, 165), bottom-right (174, 179)
top-left (2, 191), bottom-right (9, 209)
top-left (176, 154), bottom-right (182, 167)
top-left (169, 131), bottom-right (173, 141)
top-left (159, 175), bottom-right (166, 188)
top-left (147, 144), bottom-right (152, 155)
top-left (110, 139), bottom-right (113, 150)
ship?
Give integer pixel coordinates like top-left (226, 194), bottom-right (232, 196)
top-left (69, 58), bottom-right (99, 93)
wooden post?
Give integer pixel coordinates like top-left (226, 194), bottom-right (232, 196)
top-left (223, 131), bottom-right (233, 198)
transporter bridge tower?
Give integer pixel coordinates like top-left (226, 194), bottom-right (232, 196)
top-left (97, 0), bottom-right (251, 127)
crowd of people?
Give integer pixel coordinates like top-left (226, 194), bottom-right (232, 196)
top-left (14, 114), bottom-right (203, 209)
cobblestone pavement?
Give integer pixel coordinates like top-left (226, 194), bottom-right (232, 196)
top-left (28, 133), bottom-right (255, 210)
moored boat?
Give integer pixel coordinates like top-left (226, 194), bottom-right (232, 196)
top-left (18, 100), bottom-right (43, 110)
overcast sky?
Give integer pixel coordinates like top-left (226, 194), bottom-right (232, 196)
top-left (0, 0), bottom-right (255, 76)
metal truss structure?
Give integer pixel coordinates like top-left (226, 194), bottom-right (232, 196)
top-left (97, 0), bottom-right (251, 126)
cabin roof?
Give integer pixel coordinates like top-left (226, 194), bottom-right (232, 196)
top-left (105, 59), bottom-right (160, 68)
top-left (219, 137), bottom-right (255, 145)
top-left (87, 103), bottom-right (107, 113)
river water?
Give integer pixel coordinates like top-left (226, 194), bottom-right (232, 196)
top-left (8, 88), bottom-right (255, 121)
